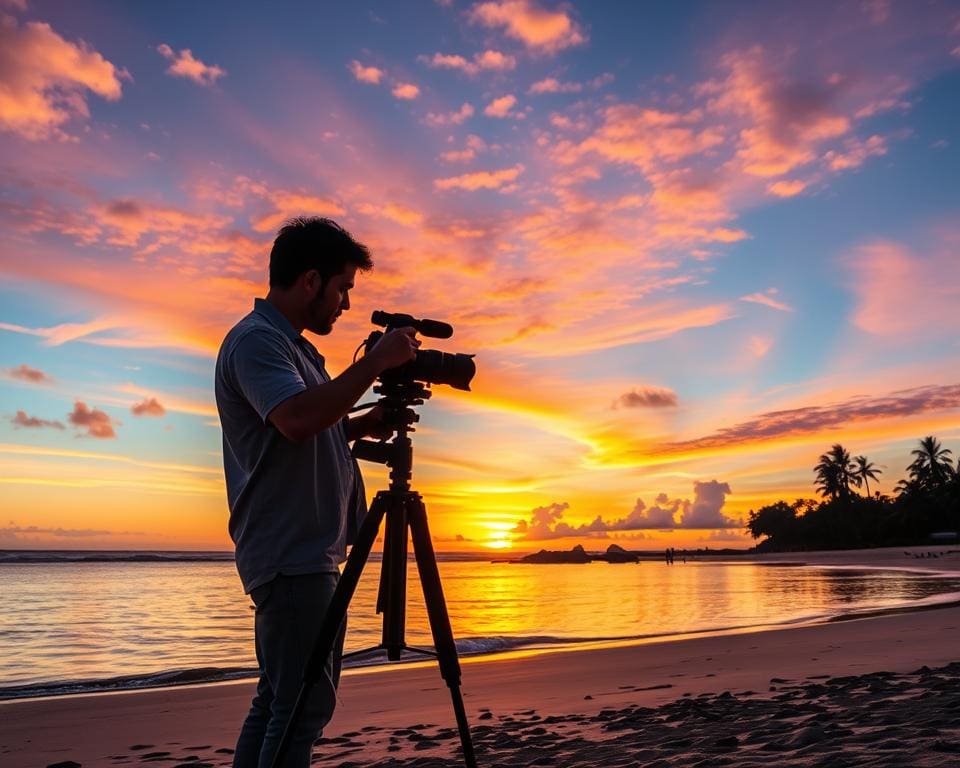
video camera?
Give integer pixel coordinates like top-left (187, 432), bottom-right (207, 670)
top-left (363, 310), bottom-right (475, 391)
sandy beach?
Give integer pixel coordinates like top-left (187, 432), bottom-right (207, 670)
top-left (2, 547), bottom-right (959, 768)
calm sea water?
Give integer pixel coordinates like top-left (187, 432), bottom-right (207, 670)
top-left (2, 552), bottom-right (959, 698)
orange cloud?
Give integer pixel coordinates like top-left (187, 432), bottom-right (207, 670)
top-left (68, 401), bottom-right (117, 439)
top-left (767, 179), bottom-right (807, 197)
top-left (392, 82), bottom-right (420, 100)
top-left (0, 15), bottom-right (125, 139)
top-left (576, 105), bottom-right (724, 173)
top-left (434, 164), bottom-right (525, 191)
top-left (248, 191), bottom-right (345, 233)
top-left (356, 201), bottom-right (425, 227)
top-left (348, 60), bottom-right (384, 84)
top-left (157, 43), bottom-right (226, 86)
top-left (484, 94), bottom-right (517, 118)
top-left (131, 397), bottom-right (166, 417)
top-left (96, 198), bottom-right (234, 248)
top-left (469, 0), bottom-right (587, 54)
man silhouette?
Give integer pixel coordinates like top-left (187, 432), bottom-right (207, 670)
top-left (215, 217), bottom-right (419, 767)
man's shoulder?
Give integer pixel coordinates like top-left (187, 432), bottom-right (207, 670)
top-left (217, 312), bottom-right (292, 370)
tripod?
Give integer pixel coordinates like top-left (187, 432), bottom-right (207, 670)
top-left (270, 379), bottom-right (478, 768)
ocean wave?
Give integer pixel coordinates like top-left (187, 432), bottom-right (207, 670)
top-left (0, 666), bottom-right (258, 700)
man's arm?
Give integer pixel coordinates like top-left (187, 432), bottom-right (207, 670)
top-left (268, 328), bottom-right (418, 442)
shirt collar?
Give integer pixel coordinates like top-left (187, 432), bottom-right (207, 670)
top-left (252, 298), bottom-right (301, 342)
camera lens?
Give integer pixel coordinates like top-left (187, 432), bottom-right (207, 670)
top-left (409, 350), bottom-right (476, 391)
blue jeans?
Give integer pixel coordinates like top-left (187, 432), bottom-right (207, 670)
top-left (233, 573), bottom-right (345, 768)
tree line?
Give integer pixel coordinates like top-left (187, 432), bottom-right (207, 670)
top-left (747, 436), bottom-right (960, 551)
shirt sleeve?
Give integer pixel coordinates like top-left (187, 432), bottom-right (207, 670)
top-left (228, 329), bottom-right (307, 423)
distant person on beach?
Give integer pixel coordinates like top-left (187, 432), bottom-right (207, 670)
top-left (215, 217), bottom-right (419, 768)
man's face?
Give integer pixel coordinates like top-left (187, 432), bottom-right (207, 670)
top-left (306, 264), bottom-right (356, 335)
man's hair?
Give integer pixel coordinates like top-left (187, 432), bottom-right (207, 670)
top-left (269, 217), bottom-right (373, 289)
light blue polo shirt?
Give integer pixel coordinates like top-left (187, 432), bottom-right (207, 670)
top-left (215, 298), bottom-right (366, 593)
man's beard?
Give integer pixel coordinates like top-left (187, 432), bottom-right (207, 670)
top-left (307, 292), bottom-right (335, 335)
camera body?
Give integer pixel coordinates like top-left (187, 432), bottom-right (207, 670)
top-left (364, 311), bottom-right (475, 391)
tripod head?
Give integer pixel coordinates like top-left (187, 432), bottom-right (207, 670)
top-left (352, 378), bottom-right (431, 490)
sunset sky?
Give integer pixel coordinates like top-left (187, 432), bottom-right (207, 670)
top-left (2, 0), bottom-right (959, 552)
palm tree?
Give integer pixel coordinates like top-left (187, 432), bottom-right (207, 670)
top-left (815, 444), bottom-right (857, 501)
top-left (907, 436), bottom-right (954, 492)
top-left (854, 455), bottom-right (881, 498)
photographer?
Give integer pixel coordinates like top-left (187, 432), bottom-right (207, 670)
top-left (214, 216), bottom-right (419, 768)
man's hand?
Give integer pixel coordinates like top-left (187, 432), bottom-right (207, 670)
top-left (346, 405), bottom-right (393, 441)
top-left (368, 327), bottom-right (420, 372)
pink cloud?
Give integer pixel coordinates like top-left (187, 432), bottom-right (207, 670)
top-left (131, 397), bottom-right (165, 417)
top-left (613, 387), bottom-right (678, 409)
top-left (424, 102), bottom-right (474, 127)
top-left (8, 363), bottom-right (53, 383)
top-left (740, 290), bottom-right (793, 312)
top-left (0, 318), bottom-right (122, 346)
top-left (528, 77), bottom-right (582, 94)
top-left (348, 60), bottom-right (384, 84)
top-left (68, 401), bottom-right (117, 439)
top-left (849, 238), bottom-right (960, 338)
top-left (419, 49), bottom-right (516, 75)
top-left (440, 147), bottom-right (476, 163)
top-left (12, 410), bottom-right (65, 430)
top-left (694, 46), bottom-right (904, 181)
top-left (662, 383), bottom-right (960, 456)
top-left (157, 43), bottom-right (226, 86)
top-left (0, 15), bottom-right (125, 139)
top-left (824, 134), bottom-right (887, 170)
top-left (469, 0), bottom-right (587, 54)
top-left (512, 481), bottom-right (738, 538)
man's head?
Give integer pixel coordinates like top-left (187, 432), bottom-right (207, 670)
top-left (269, 217), bottom-right (373, 335)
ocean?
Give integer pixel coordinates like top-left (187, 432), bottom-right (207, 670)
top-left (2, 550), bottom-right (959, 699)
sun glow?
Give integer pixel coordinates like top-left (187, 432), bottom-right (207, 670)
top-left (483, 528), bottom-right (515, 550)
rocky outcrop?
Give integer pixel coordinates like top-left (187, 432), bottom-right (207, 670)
top-left (516, 544), bottom-right (638, 564)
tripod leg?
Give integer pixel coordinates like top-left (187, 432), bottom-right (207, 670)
top-left (407, 494), bottom-right (479, 768)
top-left (269, 491), bottom-right (389, 768)
top-left (378, 493), bottom-right (408, 659)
